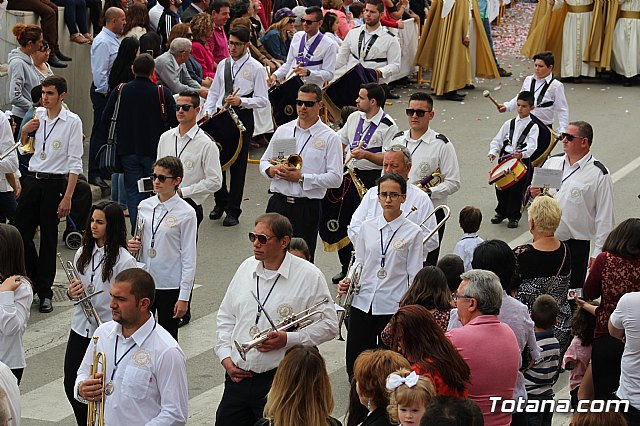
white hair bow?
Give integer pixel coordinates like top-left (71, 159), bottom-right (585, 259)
top-left (386, 371), bottom-right (420, 390)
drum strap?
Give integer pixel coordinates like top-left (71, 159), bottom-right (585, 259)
top-left (506, 119), bottom-right (536, 151)
top-left (356, 29), bottom-right (379, 62)
top-left (351, 113), bottom-right (385, 152)
top-left (224, 59), bottom-right (234, 97)
top-left (297, 32), bottom-right (325, 67)
top-left (530, 76), bottom-right (555, 108)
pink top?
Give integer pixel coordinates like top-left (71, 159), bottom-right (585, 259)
top-left (206, 26), bottom-right (230, 72)
top-left (446, 315), bottom-right (520, 426)
top-left (563, 336), bottom-right (592, 391)
top-left (192, 41), bottom-right (216, 79)
top-left (324, 9), bottom-right (353, 39)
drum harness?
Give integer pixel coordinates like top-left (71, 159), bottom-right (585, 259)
top-left (503, 118), bottom-right (535, 155)
top-left (352, 29), bottom-right (386, 63)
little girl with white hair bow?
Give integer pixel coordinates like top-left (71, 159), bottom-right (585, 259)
top-left (386, 369), bottom-right (436, 426)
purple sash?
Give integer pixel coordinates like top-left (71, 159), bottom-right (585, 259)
top-left (350, 113), bottom-right (385, 153)
top-left (296, 33), bottom-right (325, 67)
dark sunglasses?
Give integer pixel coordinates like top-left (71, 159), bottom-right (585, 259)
top-left (175, 104), bottom-right (194, 111)
top-left (151, 173), bottom-right (176, 182)
top-left (248, 232), bottom-right (277, 244)
top-left (296, 99), bottom-right (318, 107)
top-left (561, 132), bottom-right (582, 142)
top-left (405, 108), bottom-right (432, 117)
top-left (301, 19), bottom-right (320, 25)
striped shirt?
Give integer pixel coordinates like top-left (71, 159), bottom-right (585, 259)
top-left (524, 330), bottom-right (561, 397)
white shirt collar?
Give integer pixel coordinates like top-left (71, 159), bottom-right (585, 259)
top-left (114, 313), bottom-right (155, 345)
top-left (149, 192), bottom-right (181, 210)
top-left (295, 118), bottom-right (324, 135)
top-left (172, 122), bottom-right (199, 139)
top-left (362, 108), bottom-right (385, 125)
top-left (230, 52), bottom-right (251, 66)
top-left (254, 251), bottom-right (293, 280)
top-left (376, 213), bottom-right (405, 231)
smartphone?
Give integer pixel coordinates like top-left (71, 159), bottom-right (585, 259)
top-left (567, 288), bottom-right (583, 299)
top-left (137, 177), bottom-right (153, 193)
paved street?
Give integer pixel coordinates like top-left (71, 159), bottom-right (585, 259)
top-left (17, 3), bottom-right (640, 424)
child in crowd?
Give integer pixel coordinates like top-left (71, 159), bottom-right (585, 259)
top-left (387, 369), bottom-right (436, 426)
top-left (564, 299), bottom-right (598, 409)
top-left (437, 254), bottom-right (464, 294)
top-left (289, 237), bottom-right (311, 261)
top-left (349, 2), bottom-right (364, 27)
top-left (453, 206), bottom-right (483, 272)
top-left (488, 90), bottom-right (538, 229)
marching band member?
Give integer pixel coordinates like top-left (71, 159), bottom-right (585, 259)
top-left (76, 268), bottom-right (188, 425)
top-left (215, 213), bottom-right (337, 426)
top-left (339, 173), bottom-right (423, 379)
top-left (268, 6), bottom-right (338, 88)
top-left (348, 145), bottom-right (439, 262)
top-left (323, 83), bottom-right (398, 283)
top-left (63, 201), bottom-right (136, 425)
top-left (127, 156), bottom-right (197, 341)
top-left (488, 91), bottom-right (539, 229)
top-left (204, 25), bottom-right (269, 227)
top-left (259, 84), bottom-right (343, 262)
top-left (389, 92), bottom-right (460, 265)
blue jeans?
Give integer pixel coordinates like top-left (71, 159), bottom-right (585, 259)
top-left (120, 154), bottom-right (154, 230)
top-left (51, 0), bottom-right (88, 34)
top-left (526, 395), bottom-right (554, 426)
top-left (482, 17), bottom-right (500, 68)
top-left (0, 191), bottom-right (17, 224)
top-left (110, 173), bottom-right (128, 210)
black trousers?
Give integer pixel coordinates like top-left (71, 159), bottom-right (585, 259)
top-left (67, 175), bottom-right (92, 233)
top-left (266, 194), bottom-right (320, 263)
top-left (151, 288), bottom-right (180, 341)
top-left (215, 369), bottom-right (276, 426)
top-left (182, 198), bottom-right (203, 323)
top-left (345, 306), bottom-right (392, 380)
top-left (88, 84), bottom-right (108, 180)
top-left (563, 239), bottom-right (590, 290)
top-left (64, 330), bottom-right (91, 425)
top-left (591, 334), bottom-right (625, 400)
top-left (425, 206), bottom-right (446, 266)
top-left (494, 158), bottom-right (530, 221)
top-left (214, 108), bottom-right (255, 219)
top-left (14, 176), bottom-right (65, 300)
top-left (11, 368), bottom-right (23, 385)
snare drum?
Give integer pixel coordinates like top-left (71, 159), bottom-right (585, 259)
top-left (488, 158), bottom-right (528, 190)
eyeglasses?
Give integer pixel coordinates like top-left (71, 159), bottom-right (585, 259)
top-left (228, 40), bottom-right (246, 47)
top-left (151, 173), bottom-right (176, 182)
top-left (384, 145), bottom-right (411, 162)
top-left (301, 19), bottom-right (320, 25)
top-left (39, 44), bottom-right (50, 52)
top-left (175, 104), bottom-right (194, 111)
top-left (296, 99), bottom-right (318, 107)
top-left (405, 108), bottom-right (432, 117)
top-left (378, 192), bottom-right (402, 200)
top-left (248, 232), bottom-right (277, 244)
top-left (561, 132), bottom-right (582, 142)
top-left (452, 294), bottom-right (474, 301)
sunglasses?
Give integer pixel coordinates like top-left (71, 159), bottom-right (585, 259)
top-left (248, 232), bottom-right (277, 244)
top-left (296, 99), bottom-right (318, 107)
top-left (385, 145), bottom-right (411, 161)
top-left (561, 132), bottom-right (582, 142)
top-left (151, 173), bottom-right (176, 182)
top-left (301, 19), bottom-right (320, 25)
top-left (405, 108), bottom-right (432, 117)
top-left (175, 104), bottom-right (194, 111)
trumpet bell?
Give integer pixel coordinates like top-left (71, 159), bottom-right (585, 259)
top-left (22, 136), bottom-right (36, 154)
top-left (287, 154), bottom-right (303, 170)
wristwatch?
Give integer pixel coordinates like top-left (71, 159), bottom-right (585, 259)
top-left (306, 69), bottom-right (311, 77)
top-left (298, 175), bottom-right (305, 185)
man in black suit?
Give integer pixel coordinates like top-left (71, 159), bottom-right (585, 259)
top-left (180, 0), bottom-right (210, 22)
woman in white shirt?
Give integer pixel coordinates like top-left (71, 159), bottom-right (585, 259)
top-left (0, 223), bottom-right (33, 386)
top-left (63, 201), bottom-right (136, 425)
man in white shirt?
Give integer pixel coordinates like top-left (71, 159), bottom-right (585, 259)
top-left (388, 91), bottom-right (460, 264)
top-left (531, 120), bottom-right (614, 291)
top-left (215, 213), bottom-right (338, 425)
top-left (336, 0), bottom-right (402, 99)
top-left (15, 76), bottom-right (83, 313)
top-left (76, 268), bottom-right (188, 425)
top-left (204, 25), bottom-right (269, 227)
top-left (269, 6), bottom-right (338, 88)
top-left (260, 84), bottom-right (343, 262)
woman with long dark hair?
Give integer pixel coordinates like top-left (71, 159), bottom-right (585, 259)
top-left (0, 223), bottom-right (33, 385)
top-left (63, 201), bottom-right (136, 425)
top-left (108, 36), bottom-right (141, 91)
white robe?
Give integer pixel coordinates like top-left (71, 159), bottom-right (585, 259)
top-left (554, 0), bottom-right (597, 77)
top-left (612, 0), bottom-right (640, 77)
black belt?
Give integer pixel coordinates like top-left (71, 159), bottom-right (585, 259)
top-left (248, 367), bottom-right (277, 376)
top-left (27, 171), bottom-right (67, 180)
top-left (271, 192), bottom-right (314, 204)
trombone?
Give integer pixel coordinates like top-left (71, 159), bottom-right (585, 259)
top-left (336, 251), bottom-right (362, 341)
top-left (419, 205), bottom-right (451, 244)
top-left (87, 336), bottom-right (106, 426)
top-left (0, 140), bottom-right (21, 161)
top-left (57, 253), bottom-right (103, 326)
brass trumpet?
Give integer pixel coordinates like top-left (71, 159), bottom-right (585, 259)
top-left (419, 205), bottom-right (451, 244)
top-left (87, 336), bottom-right (106, 426)
top-left (234, 298), bottom-right (329, 361)
top-left (415, 168), bottom-right (443, 189)
top-left (57, 253), bottom-right (103, 326)
top-left (336, 252), bottom-right (362, 341)
top-left (21, 132), bottom-right (36, 154)
top-left (268, 152), bottom-right (303, 170)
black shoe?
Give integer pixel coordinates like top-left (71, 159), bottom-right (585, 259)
top-left (332, 271), bottom-right (347, 284)
top-left (48, 56), bottom-right (68, 68)
top-left (209, 205), bottom-right (224, 220)
top-left (623, 78), bottom-right (633, 87)
top-left (498, 67), bottom-right (513, 77)
top-left (39, 298), bottom-right (53, 313)
top-left (387, 91), bottom-right (400, 100)
top-left (443, 91), bottom-right (465, 101)
top-left (223, 215), bottom-right (239, 227)
top-left (464, 84), bottom-right (476, 90)
top-left (55, 50), bottom-right (72, 61)
top-left (178, 317), bottom-right (190, 328)
top-left (89, 177), bottom-right (109, 189)
top-left (491, 214), bottom-right (506, 224)
top-left (507, 219), bottom-right (519, 228)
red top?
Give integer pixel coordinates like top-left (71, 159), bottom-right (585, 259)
top-left (192, 41), bottom-right (216, 79)
top-left (206, 26), bottom-right (230, 72)
top-left (412, 363), bottom-right (468, 398)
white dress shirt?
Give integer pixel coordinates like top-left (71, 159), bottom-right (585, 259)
top-left (203, 52), bottom-right (269, 114)
top-left (75, 315), bottom-right (188, 425)
top-left (136, 193), bottom-right (197, 300)
top-left (0, 115), bottom-right (18, 175)
top-left (453, 233), bottom-right (483, 271)
top-left (27, 107), bottom-right (83, 175)
top-left (0, 361), bottom-right (20, 426)
top-left (157, 124), bottom-right (223, 206)
top-left (352, 214), bottom-right (423, 315)
top-left (339, 108), bottom-right (398, 171)
top-left (488, 115), bottom-right (539, 159)
top-left (71, 245), bottom-right (137, 338)
top-left (259, 118), bottom-right (343, 199)
top-left (0, 277), bottom-right (33, 369)
top-left (348, 184), bottom-right (439, 258)
top-left (215, 252), bottom-right (338, 372)
top-left (335, 25), bottom-right (401, 83)
top-left (389, 129), bottom-right (461, 207)
top-left (273, 30), bottom-right (338, 87)
top-left (542, 152), bottom-right (614, 257)
top-left (503, 74), bottom-right (569, 132)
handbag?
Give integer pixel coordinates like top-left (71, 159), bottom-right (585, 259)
top-left (96, 83), bottom-right (125, 175)
top-left (158, 84), bottom-right (169, 131)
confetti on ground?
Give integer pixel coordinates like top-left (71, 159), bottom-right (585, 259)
top-left (492, 3), bottom-right (537, 63)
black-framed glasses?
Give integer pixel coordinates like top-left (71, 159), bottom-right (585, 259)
top-left (39, 43), bottom-right (51, 52)
top-left (296, 99), bottom-right (318, 107)
top-left (228, 40), bottom-right (246, 47)
top-left (175, 104), bottom-right (194, 111)
top-left (452, 294), bottom-right (473, 301)
top-left (301, 18), bottom-right (320, 25)
top-left (378, 192), bottom-right (402, 200)
top-left (151, 173), bottom-right (176, 182)
top-left (561, 132), bottom-right (582, 142)
top-left (249, 232), bottom-right (277, 244)
top-left (405, 108), bottom-right (432, 117)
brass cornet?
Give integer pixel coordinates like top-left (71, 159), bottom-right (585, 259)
top-left (415, 168), bottom-right (443, 189)
top-left (268, 152), bottom-right (303, 170)
top-left (87, 336), bottom-right (106, 426)
top-left (419, 205), bottom-right (451, 244)
top-left (234, 298), bottom-right (329, 361)
top-left (57, 253), bottom-right (103, 326)
top-left (336, 252), bottom-right (362, 341)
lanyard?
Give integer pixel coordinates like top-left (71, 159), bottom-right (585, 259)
top-left (293, 127), bottom-right (313, 156)
top-left (174, 128), bottom-right (200, 159)
top-left (405, 137), bottom-right (423, 158)
top-left (90, 251), bottom-right (105, 285)
top-left (150, 205), bottom-right (169, 249)
top-left (42, 117), bottom-right (61, 154)
top-left (561, 155), bottom-right (589, 183)
top-left (379, 223), bottom-right (403, 269)
top-left (255, 274), bottom-right (281, 326)
top-left (231, 55), bottom-right (250, 85)
top-left (110, 319), bottom-right (157, 381)
top-left (357, 29), bottom-right (379, 61)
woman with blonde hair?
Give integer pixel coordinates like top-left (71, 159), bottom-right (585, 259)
top-left (257, 345), bottom-right (341, 426)
top-left (260, 8), bottom-right (295, 61)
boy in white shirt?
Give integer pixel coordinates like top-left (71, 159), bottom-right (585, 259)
top-left (453, 206), bottom-right (483, 272)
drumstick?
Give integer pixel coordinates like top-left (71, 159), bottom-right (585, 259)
top-left (286, 63), bottom-right (301, 80)
top-left (265, 65), bottom-right (271, 78)
top-left (483, 90), bottom-right (500, 108)
top-left (343, 140), bottom-right (365, 168)
top-left (498, 149), bottom-right (523, 162)
top-left (222, 88), bottom-right (241, 110)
